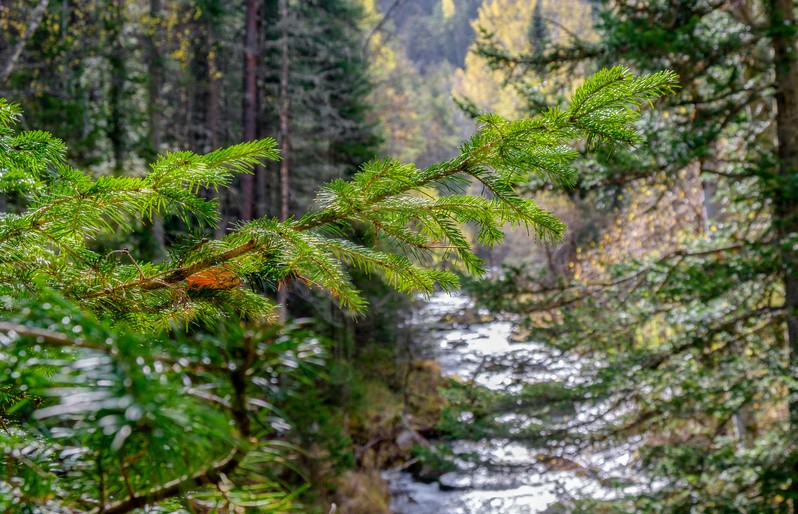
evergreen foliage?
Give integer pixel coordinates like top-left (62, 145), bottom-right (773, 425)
top-left (0, 65), bottom-right (675, 511)
top-left (468, 0), bottom-right (798, 511)
top-left (259, 0), bottom-right (380, 219)
top-left (529, 0), bottom-right (549, 54)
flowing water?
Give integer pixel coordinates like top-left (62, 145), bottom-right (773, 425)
top-left (385, 293), bottom-right (626, 514)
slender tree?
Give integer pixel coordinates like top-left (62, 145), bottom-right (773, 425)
top-left (278, 0), bottom-right (290, 225)
top-left (767, 0), bottom-right (798, 427)
top-left (529, 0), bottom-right (548, 54)
top-left (107, 0), bottom-right (127, 175)
top-left (0, 0), bottom-right (49, 85)
top-left (241, 0), bottom-right (259, 221)
top-left (276, 0), bottom-right (291, 313)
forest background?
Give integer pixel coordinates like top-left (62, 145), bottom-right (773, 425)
top-left (1, 0), bottom-right (797, 513)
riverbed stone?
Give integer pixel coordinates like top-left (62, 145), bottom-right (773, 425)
top-left (395, 430), bottom-right (416, 451)
top-left (438, 472), bottom-right (472, 491)
top-left (438, 309), bottom-right (494, 325)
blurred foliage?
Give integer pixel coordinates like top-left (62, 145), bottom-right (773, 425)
top-left (468, 0), bottom-right (798, 511)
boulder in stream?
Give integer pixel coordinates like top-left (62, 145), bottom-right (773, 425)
top-left (438, 472), bottom-right (472, 491)
top-left (438, 309), bottom-right (494, 325)
top-left (395, 430), bottom-right (417, 452)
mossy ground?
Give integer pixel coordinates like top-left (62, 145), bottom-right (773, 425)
top-left (303, 343), bottom-right (448, 513)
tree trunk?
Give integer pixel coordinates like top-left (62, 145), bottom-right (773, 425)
top-left (276, 0), bottom-right (291, 316)
top-left (241, 0), bottom-right (258, 221)
top-left (254, 10), bottom-right (266, 219)
top-left (147, 0), bottom-right (165, 256)
top-left (108, 0), bottom-right (126, 175)
top-left (766, 0), bottom-right (798, 430)
top-left (0, 0), bottom-right (49, 85)
top-left (206, 19), bottom-right (225, 238)
top-left (277, 10), bottom-right (291, 216)
top-left (146, 0), bottom-right (162, 160)
top-left (207, 23), bottom-right (219, 153)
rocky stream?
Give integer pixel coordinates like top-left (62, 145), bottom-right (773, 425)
top-left (384, 293), bottom-right (633, 513)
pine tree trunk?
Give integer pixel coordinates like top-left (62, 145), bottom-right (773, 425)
top-left (206, 20), bottom-right (225, 237)
top-left (278, 0), bottom-right (290, 224)
top-left (147, 0), bottom-right (165, 256)
top-left (254, 12), bottom-right (266, 219)
top-left (241, 0), bottom-right (258, 221)
top-left (108, 0), bottom-right (126, 175)
top-left (147, 0), bottom-right (162, 160)
top-left (766, 0), bottom-right (798, 430)
top-left (276, 0), bottom-right (291, 317)
top-left (207, 22), bottom-right (219, 153)
top-left (0, 0), bottom-right (49, 85)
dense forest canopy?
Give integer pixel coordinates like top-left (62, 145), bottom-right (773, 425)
top-left (1, 0), bottom-right (796, 513)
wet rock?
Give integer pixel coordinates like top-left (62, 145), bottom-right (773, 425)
top-left (534, 454), bottom-right (592, 477)
top-left (395, 430), bottom-right (417, 452)
top-left (408, 460), bottom-right (446, 483)
top-left (438, 472), bottom-right (472, 491)
top-left (508, 329), bottom-right (531, 343)
top-left (438, 309), bottom-right (494, 325)
top-left (447, 338), bottom-right (469, 349)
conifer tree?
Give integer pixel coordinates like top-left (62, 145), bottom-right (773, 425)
top-left (529, 0), bottom-right (548, 54)
top-left (472, 0), bottom-right (798, 510)
top-left (259, 0), bottom-right (380, 220)
top-left (0, 66), bottom-right (675, 511)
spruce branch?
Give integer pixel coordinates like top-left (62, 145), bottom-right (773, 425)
top-left (0, 66), bottom-right (682, 511)
top-left (95, 447), bottom-right (246, 514)
top-left (0, 67), bottom-right (678, 325)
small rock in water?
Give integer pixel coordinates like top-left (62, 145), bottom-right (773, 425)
top-left (438, 309), bottom-right (495, 325)
top-left (408, 460), bottom-right (446, 483)
top-left (447, 339), bottom-right (469, 349)
top-left (508, 330), bottom-right (530, 343)
top-left (438, 472), bottom-right (472, 491)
